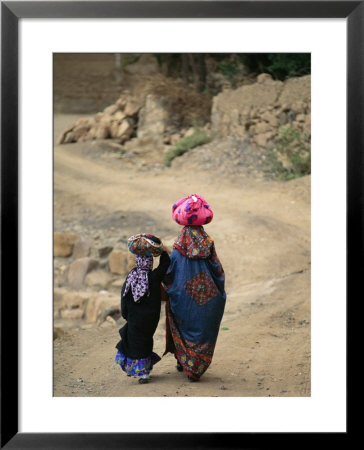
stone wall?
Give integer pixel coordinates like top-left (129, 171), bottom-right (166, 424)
top-left (211, 74), bottom-right (311, 147)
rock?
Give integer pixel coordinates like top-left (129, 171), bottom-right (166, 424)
top-left (137, 94), bottom-right (169, 142)
top-left (85, 292), bottom-right (120, 323)
top-left (261, 111), bottom-right (279, 127)
top-left (53, 327), bottom-right (65, 340)
top-left (116, 119), bottom-right (135, 142)
top-left (109, 249), bottom-right (128, 275)
top-left (296, 114), bottom-right (306, 123)
top-left (56, 124), bottom-right (74, 145)
top-left (103, 104), bottom-right (119, 115)
top-left (113, 111), bottom-right (126, 122)
top-left (111, 279), bottom-right (124, 288)
top-left (93, 125), bottom-right (109, 140)
top-left (60, 308), bottom-right (84, 319)
top-left (124, 99), bottom-right (142, 117)
top-left (61, 291), bottom-right (91, 310)
top-left (279, 75), bottom-right (311, 106)
top-left (257, 73), bottom-right (273, 84)
top-left (254, 122), bottom-right (272, 134)
top-left (106, 315), bottom-right (116, 325)
top-left (54, 287), bottom-right (67, 305)
top-left (254, 132), bottom-right (275, 147)
top-left (67, 257), bottom-right (98, 289)
top-left (85, 270), bottom-right (113, 289)
top-left (184, 127), bottom-right (195, 138)
top-left (98, 246), bottom-right (114, 258)
top-left (72, 123), bottom-right (91, 140)
top-left (72, 237), bottom-right (93, 259)
top-left (54, 232), bottom-right (80, 257)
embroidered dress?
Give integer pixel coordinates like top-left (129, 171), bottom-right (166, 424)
top-left (164, 226), bottom-right (226, 380)
top-left (115, 350), bottom-right (161, 376)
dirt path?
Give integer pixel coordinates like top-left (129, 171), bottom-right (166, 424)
top-left (53, 115), bottom-right (311, 397)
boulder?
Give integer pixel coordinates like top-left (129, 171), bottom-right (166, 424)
top-left (98, 245), bottom-right (114, 258)
top-left (72, 237), bottom-right (93, 259)
top-left (56, 124), bottom-right (74, 145)
top-left (53, 327), bottom-right (65, 340)
top-left (72, 123), bottom-right (91, 140)
top-left (67, 257), bottom-right (98, 289)
top-left (54, 232), bottom-right (80, 257)
top-left (103, 104), bottom-right (119, 115)
top-left (54, 287), bottom-right (67, 305)
top-left (137, 94), bottom-right (169, 142)
top-left (278, 75), bottom-right (311, 106)
top-left (85, 292), bottom-right (120, 323)
top-left (113, 119), bottom-right (135, 142)
top-left (60, 308), bottom-right (85, 320)
top-left (124, 99), bottom-right (142, 117)
top-left (85, 270), bottom-right (113, 289)
top-left (93, 125), bottom-right (110, 139)
top-left (109, 249), bottom-right (128, 275)
top-left (61, 291), bottom-right (91, 310)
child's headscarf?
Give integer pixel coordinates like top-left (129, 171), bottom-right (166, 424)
top-left (123, 255), bottom-right (153, 302)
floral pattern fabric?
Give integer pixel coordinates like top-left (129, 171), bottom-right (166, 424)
top-left (123, 255), bottom-right (153, 302)
top-left (115, 350), bottom-right (161, 376)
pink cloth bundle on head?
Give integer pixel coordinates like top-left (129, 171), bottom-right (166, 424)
top-left (172, 194), bottom-right (213, 226)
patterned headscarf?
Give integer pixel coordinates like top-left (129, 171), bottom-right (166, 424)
top-left (174, 225), bottom-right (214, 259)
top-left (124, 255), bottom-right (153, 302)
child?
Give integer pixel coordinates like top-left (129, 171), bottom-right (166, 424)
top-left (115, 237), bottom-right (170, 384)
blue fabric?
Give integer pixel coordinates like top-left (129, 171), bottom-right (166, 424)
top-left (115, 350), bottom-right (161, 376)
top-left (166, 249), bottom-right (226, 345)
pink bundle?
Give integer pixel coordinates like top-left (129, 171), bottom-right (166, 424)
top-left (172, 194), bottom-right (213, 226)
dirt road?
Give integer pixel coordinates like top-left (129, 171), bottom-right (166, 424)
top-left (53, 114), bottom-right (311, 397)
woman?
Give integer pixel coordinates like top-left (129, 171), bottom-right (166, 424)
top-left (115, 235), bottom-right (170, 384)
top-left (163, 194), bottom-right (226, 381)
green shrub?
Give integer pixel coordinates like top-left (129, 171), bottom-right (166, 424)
top-left (240, 53), bottom-right (310, 81)
top-left (269, 126), bottom-right (311, 180)
top-left (164, 129), bottom-right (211, 167)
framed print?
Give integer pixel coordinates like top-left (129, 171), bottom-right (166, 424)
top-left (1, 1), bottom-right (358, 448)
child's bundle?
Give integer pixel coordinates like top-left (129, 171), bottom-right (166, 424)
top-left (127, 233), bottom-right (163, 257)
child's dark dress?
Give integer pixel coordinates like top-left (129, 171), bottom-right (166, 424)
top-left (115, 251), bottom-right (170, 376)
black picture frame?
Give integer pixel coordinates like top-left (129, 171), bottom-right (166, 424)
top-left (1, 1), bottom-right (356, 448)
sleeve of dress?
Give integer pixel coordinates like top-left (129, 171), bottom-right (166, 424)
top-left (151, 251), bottom-right (171, 282)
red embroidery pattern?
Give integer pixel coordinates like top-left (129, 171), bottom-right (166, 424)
top-left (174, 226), bottom-right (213, 259)
top-left (164, 302), bottom-right (214, 380)
top-left (184, 271), bottom-right (218, 305)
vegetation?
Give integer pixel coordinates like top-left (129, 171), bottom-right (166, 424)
top-left (153, 53), bottom-right (310, 92)
top-left (164, 129), bottom-right (211, 167)
top-left (241, 54), bottom-right (311, 80)
top-left (269, 126), bottom-right (311, 180)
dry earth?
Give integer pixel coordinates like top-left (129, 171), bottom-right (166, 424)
top-left (53, 114), bottom-right (311, 397)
